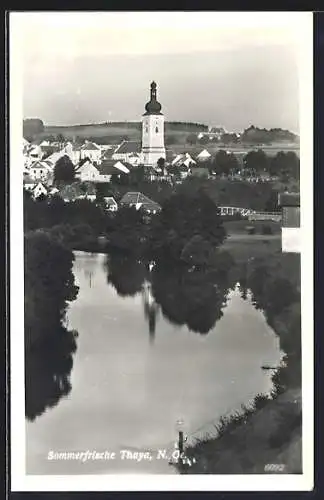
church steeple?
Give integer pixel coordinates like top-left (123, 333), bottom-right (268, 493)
top-left (144, 81), bottom-right (162, 115)
top-left (150, 81), bottom-right (157, 100)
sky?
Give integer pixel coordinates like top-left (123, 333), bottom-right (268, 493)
top-left (14, 12), bottom-right (310, 133)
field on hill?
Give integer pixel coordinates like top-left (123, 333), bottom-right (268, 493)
top-left (39, 123), bottom-right (300, 156)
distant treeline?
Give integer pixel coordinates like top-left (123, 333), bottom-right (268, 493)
top-left (43, 121), bottom-right (208, 133)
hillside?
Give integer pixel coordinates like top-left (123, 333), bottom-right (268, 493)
top-left (23, 120), bottom-right (300, 153)
top-left (39, 121), bottom-right (208, 145)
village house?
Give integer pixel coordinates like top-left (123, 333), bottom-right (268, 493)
top-left (196, 149), bottom-right (212, 162)
top-left (97, 160), bottom-right (131, 182)
top-left (28, 161), bottom-right (53, 184)
top-left (33, 182), bottom-right (48, 199)
top-left (120, 191), bottom-right (161, 214)
top-left (80, 141), bottom-right (102, 163)
top-left (144, 165), bottom-right (172, 183)
top-left (23, 174), bottom-right (36, 192)
top-left (103, 196), bottom-right (118, 212)
top-left (27, 144), bottom-right (44, 162)
top-left (70, 141), bottom-right (102, 165)
top-left (112, 140), bottom-right (142, 163)
top-left (278, 192), bottom-right (301, 253)
top-left (127, 152), bottom-right (141, 166)
top-left (172, 153), bottom-right (196, 169)
top-left (75, 160), bottom-right (100, 182)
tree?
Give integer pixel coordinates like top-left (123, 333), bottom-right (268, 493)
top-left (24, 230), bottom-right (79, 420)
top-left (186, 133), bottom-right (197, 145)
top-left (157, 157), bottom-right (166, 170)
top-left (56, 133), bottom-right (65, 144)
top-left (243, 149), bottom-right (269, 174)
top-left (108, 206), bottom-right (148, 254)
top-left (130, 165), bottom-right (145, 184)
top-left (213, 150), bottom-right (239, 176)
top-left (269, 151), bottom-right (299, 180)
top-left (151, 258), bottom-right (232, 335)
top-left (198, 135), bottom-right (209, 145)
top-left (149, 190), bottom-right (226, 261)
top-left (105, 254), bottom-right (148, 297)
top-left (23, 118), bottom-right (44, 139)
top-left (180, 235), bottom-right (216, 267)
top-left (220, 133), bottom-right (238, 145)
top-left (264, 189), bottom-right (279, 212)
top-left (54, 155), bottom-right (75, 183)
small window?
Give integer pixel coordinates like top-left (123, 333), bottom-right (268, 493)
top-left (155, 127), bottom-right (159, 133)
top-left (145, 127), bottom-right (148, 133)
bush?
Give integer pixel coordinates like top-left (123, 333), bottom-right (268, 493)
top-left (262, 224), bottom-right (273, 235)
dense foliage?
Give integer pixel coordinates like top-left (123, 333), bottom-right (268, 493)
top-left (54, 155), bottom-right (75, 183)
top-left (24, 230), bottom-right (79, 420)
top-left (149, 190), bottom-right (226, 261)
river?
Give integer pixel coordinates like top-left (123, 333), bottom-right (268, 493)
top-left (26, 251), bottom-right (282, 474)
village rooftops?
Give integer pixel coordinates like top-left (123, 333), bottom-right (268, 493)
top-left (97, 159), bottom-right (131, 175)
top-left (101, 149), bottom-right (114, 160)
top-left (80, 141), bottom-right (101, 151)
top-left (120, 191), bottom-right (161, 212)
top-left (114, 141), bottom-right (142, 155)
top-left (278, 192), bottom-right (300, 207)
top-left (58, 182), bottom-right (96, 202)
top-left (104, 197), bottom-right (118, 208)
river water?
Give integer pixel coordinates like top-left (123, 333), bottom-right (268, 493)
top-left (26, 251), bottom-right (281, 474)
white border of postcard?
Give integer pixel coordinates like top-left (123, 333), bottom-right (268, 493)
top-left (10, 11), bottom-right (314, 491)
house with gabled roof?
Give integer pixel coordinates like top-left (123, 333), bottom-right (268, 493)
top-left (96, 159), bottom-right (131, 183)
top-left (79, 141), bottom-right (102, 164)
top-left (75, 160), bottom-right (100, 182)
top-left (120, 192), bottom-right (161, 214)
top-left (33, 182), bottom-right (48, 199)
top-left (196, 149), bottom-right (211, 162)
top-left (112, 140), bottom-right (142, 163)
top-left (103, 196), bottom-right (118, 212)
top-left (29, 161), bottom-right (53, 183)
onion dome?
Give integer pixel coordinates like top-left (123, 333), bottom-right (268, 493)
top-left (144, 81), bottom-right (163, 115)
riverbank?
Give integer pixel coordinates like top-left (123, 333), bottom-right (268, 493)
top-left (176, 388), bottom-right (302, 474)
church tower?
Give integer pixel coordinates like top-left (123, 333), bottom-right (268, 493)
top-left (141, 81), bottom-right (166, 166)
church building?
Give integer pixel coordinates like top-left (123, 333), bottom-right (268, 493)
top-left (141, 81), bottom-right (166, 167)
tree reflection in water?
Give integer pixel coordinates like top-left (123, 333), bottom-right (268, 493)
top-left (105, 251), bottom-right (236, 337)
top-left (24, 231), bottom-right (79, 421)
top-left (151, 260), bottom-right (235, 334)
top-left (25, 324), bottom-right (78, 421)
top-left (105, 253), bottom-right (149, 297)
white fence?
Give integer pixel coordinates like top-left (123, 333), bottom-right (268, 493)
top-left (218, 206), bottom-right (255, 217)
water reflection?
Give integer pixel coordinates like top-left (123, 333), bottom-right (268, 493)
top-left (26, 251), bottom-right (283, 474)
top-left (151, 263), bottom-right (234, 334)
top-left (25, 325), bottom-right (78, 421)
top-left (104, 253), bottom-right (236, 336)
top-left (142, 281), bottom-right (160, 344)
top-left (105, 253), bottom-right (148, 297)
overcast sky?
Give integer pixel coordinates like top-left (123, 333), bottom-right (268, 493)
top-left (15, 12), bottom-right (309, 132)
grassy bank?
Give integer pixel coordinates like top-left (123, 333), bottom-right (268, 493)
top-left (176, 388), bottom-right (301, 474)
